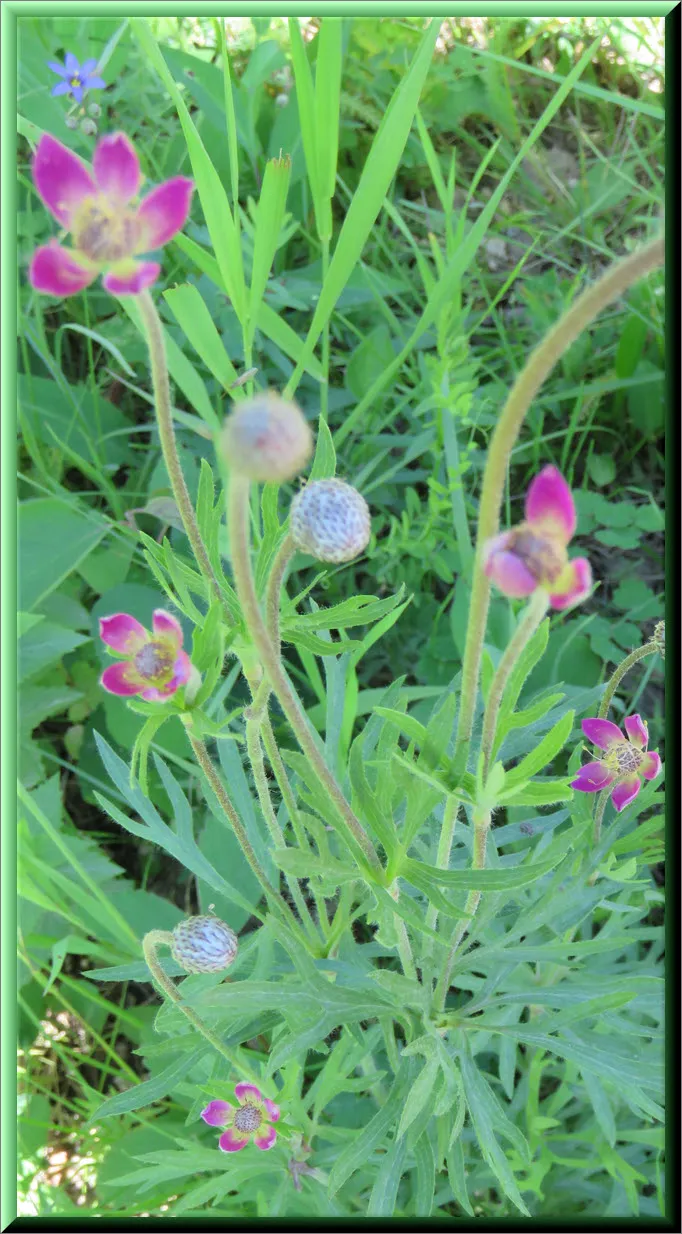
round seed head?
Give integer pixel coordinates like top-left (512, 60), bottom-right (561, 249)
top-left (290, 479), bottom-right (371, 563)
top-left (222, 393), bottom-right (313, 483)
top-left (80, 117), bottom-right (97, 136)
top-left (170, 915), bottom-right (238, 973)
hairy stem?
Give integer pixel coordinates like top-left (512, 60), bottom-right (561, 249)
top-left (425, 795), bottom-right (460, 947)
top-left (598, 640), bottom-right (659, 719)
top-left (434, 811), bottom-right (491, 1011)
top-left (454, 236), bottom-right (664, 773)
top-left (265, 533), bottom-right (295, 657)
top-left (481, 591), bottom-right (549, 779)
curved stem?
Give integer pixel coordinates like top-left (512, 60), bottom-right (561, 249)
top-left (227, 474), bottom-right (382, 876)
top-left (266, 533), bottom-right (295, 657)
top-left (137, 290), bottom-right (227, 616)
top-left (434, 811), bottom-right (491, 1011)
top-left (454, 235), bottom-right (664, 772)
top-left (598, 640), bottom-right (659, 719)
top-left (142, 931), bottom-right (258, 1080)
top-left (481, 591), bottom-right (549, 779)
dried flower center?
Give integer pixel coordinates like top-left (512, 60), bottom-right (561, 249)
top-left (134, 641), bottom-right (175, 682)
top-left (604, 740), bottom-right (643, 778)
top-left (72, 195), bottom-right (140, 263)
top-left (234, 1103), bottom-right (262, 1134)
top-left (507, 523), bottom-right (567, 584)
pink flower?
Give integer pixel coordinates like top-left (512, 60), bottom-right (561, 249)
top-left (29, 132), bottom-right (193, 297)
top-left (99, 609), bottom-right (197, 702)
top-left (483, 465), bottom-right (592, 610)
top-left (571, 714), bottom-right (661, 812)
top-left (201, 1083), bottom-right (280, 1153)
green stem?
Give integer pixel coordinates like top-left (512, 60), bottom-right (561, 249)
top-left (227, 474), bottom-right (382, 876)
top-left (142, 931), bottom-right (259, 1080)
top-left (598, 640), bottom-right (659, 719)
top-left (453, 236), bottom-right (664, 774)
top-left (425, 794), bottom-right (460, 946)
top-left (320, 237), bottom-right (331, 422)
top-left (592, 785), bottom-right (611, 849)
top-left (434, 811), bottom-right (491, 1011)
top-left (137, 289), bottom-right (226, 614)
top-left (481, 591), bottom-right (549, 779)
top-left (265, 533), bottom-right (295, 657)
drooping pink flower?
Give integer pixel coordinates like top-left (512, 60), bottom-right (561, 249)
top-left (201, 1083), bottom-right (280, 1153)
top-left (29, 132), bottom-right (193, 297)
top-left (99, 609), bottom-right (197, 702)
top-left (571, 713), bottom-right (661, 811)
top-left (483, 465), bottom-right (592, 610)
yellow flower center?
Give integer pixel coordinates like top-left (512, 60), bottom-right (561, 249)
top-left (134, 641), bottom-right (175, 683)
top-left (72, 195), bottom-right (140, 264)
top-left (234, 1103), bottom-right (262, 1134)
top-left (603, 740), bottom-right (643, 778)
top-left (70, 76), bottom-right (82, 87)
top-left (506, 522), bottom-right (567, 585)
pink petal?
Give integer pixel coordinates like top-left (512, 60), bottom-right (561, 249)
top-left (235, 1082), bottom-right (263, 1106)
top-left (218, 1128), bottom-right (250, 1153)
top-left (136, 177), bottom-right (194, 250)
top-left (623, 714), bottom-right (649, 750)
top-left (253, 1126), bottom-right (277, 1151)
top-left (99, 613), bottom-right (147, 654)
top-left (32, 135), bottom-right (96, 227)
top-left (641, 750), bottom-right (661, 781)
top-left (525, 465), bottom-right (576, 543)
top-left (201, 1100), bottom-right (234, 1128)
top-left (93, 132), bottom-right (141, 202)
top-left (102, 259), bottom-right (161, 296)
top-left (152, 609), bottom-right (184, 648)
top-left (100, 662), bottom-right (143, 697)
top-left (483, 544), bottom-right (538, 599)
top-left (548, 557), bottom-right (592, 610)
top-left (139, 651), bottom-right (192, 701)
top-left (610, 775), bottom-right (641, 813)
top-left (263, 1098), bottom-right (280, 1123)
top-left (582, 718), bottom-right (624, 751)
top-left (29, 241), bottom-right (97, 297)
top-left (570, 761), bottom-right (615, 793)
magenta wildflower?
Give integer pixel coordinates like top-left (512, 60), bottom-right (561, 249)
top-left (483, 465), bottom-right (592, 610)
top-left (99, 609), bottom-right (197, 702)
top-left (201, 1083), bottom-right (280, 1153)
top-left (29, 132), bottom-right (193, 296)
top-left (48, 52), bottom-right (106, 103)
top-left (571, 714), bottom-right (661, 812)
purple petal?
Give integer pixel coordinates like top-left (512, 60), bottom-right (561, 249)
top-left (82, 75), bottom-right (106, 90)
top-left (548, 557), bottom-right (592, 611)
top-left (235, 1082), bottom-right (264, 1106)
top-left (79, 59), bottom-right (98, 76)
top-left (136, 177), bottom-right (194, 250)
top-left (51, 82), bottom-right (72, 97)
top-left (99, 613), bottom-right (147, 654)
top-left (32, 134), bottom-right (96, 227)
top-left (263, 1098), bottom-right (280, 1123)
top-left (102, 259), bottom-right (160, 296)
top-left (570, 761), bottom-right (615, 793)
top-left (64, 52), bottom-right (80, 75)
top-left (93, 132), bottom-right (141, 202)
top-left (641, 750), bottom-right (661, 781)
top-left (201, 1100), bottom-right (234, 1128)
top-left (100, 662), bottom-right (143, 696)
top-left (152, 609), bottom-right (183, 647)
top-left (47, 60), bottom-right (69, 77)
top-left (582, 718), bottom-right (624, 751)
top-left (525, 465), bottom-right (576, 543)
top-left (483, 543), bottom-right (537, 599)
top-left (218, 1128), bottom-right (250, 1153)
top-left (71, 85), bottom-right (84, 104)
top-left (610, 775), bottom-right (641, 813)
top-left (29, 241), bottom-right (97, 297)
top-left (623, 714), bottom-right (648, 750)
top-left (253, 1126), bottom-right (277, 1151)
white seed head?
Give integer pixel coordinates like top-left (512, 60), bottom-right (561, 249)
top-left (170, 915), bottom-right (238, 973)
top-left (290, 479), bottom-right (371, 563)
top-left (222, 392), bottom-right (313, 483)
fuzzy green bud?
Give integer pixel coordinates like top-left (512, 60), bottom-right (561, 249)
top-left (290, 478), bottom-right (371, 563)
top-left (653, 620), bottom-right (665, 659)
top-left (170, 915), bottom-right (238, 973)
top-left (223, 392), bottom-right (313, 484)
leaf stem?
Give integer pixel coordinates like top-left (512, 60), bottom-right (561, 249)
top-left (480, 591), bottom-right (549, 779)
top-left (434, 810), bottom-right (491, 1011)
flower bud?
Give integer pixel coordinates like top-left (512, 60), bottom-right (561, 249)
top-left (65, 115), bottom-right (78, 130)
top-left (223, 393), bottom-right (313, 483)
top-left (88, 103), bottom-right (102, 118)
top-left (290, 478), bottom-right (371, 563)
top-left (170, 915), bottom-right (238, 973)
top-left (653, 620), bottom-right (665, 659)
top-left (80, 117), bottom-right (97, 136)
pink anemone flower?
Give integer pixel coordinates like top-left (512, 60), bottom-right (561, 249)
top-left (571, 714), bottom-right (661, 812)
top-left (483, 465), bottom-right (592, 610)
top-left (201, 1083), bottom-right (280, 1153)
top-left (29, 132), bottom-right (193, 297)
top-left (99, 609), bottom-right (196, 702)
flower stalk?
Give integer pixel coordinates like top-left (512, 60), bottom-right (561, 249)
top-left (434, 809), bottom-right (491, 1010)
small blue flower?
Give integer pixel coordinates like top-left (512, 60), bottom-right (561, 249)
top-left (48, 52), bottom-right (106, 104)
